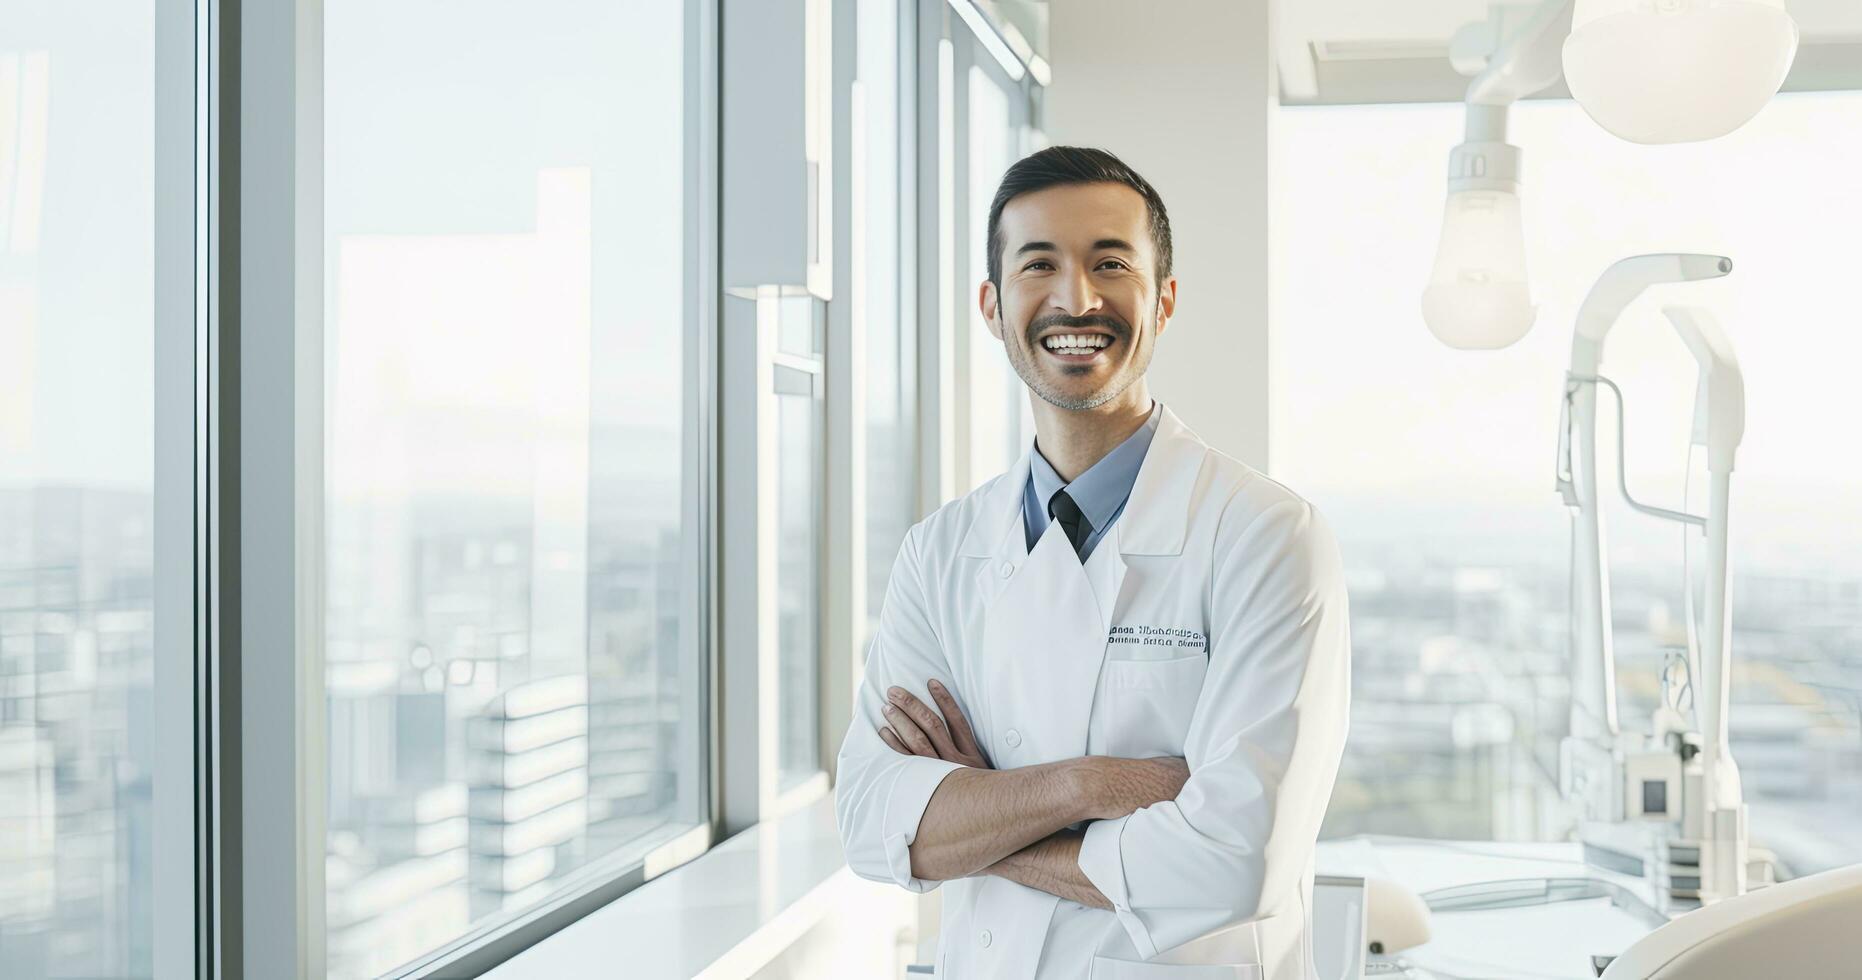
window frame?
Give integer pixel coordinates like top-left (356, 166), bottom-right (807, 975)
top-left (211, 0), bottom-right (328, 973)
top-left (717, 0), bottom-right (853, 835)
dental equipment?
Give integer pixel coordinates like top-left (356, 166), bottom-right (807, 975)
top-left (1422, 0), bottom-right (1570, 349)
top-left (1564, 0), bottom-right (1798, 146)
top-left (1425, 0), bottom-right (1799, 350)
top-left (1553, 253), bottom-right (1761, 910)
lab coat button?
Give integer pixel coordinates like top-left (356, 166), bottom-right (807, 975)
top-left (980, 929), bottom-right (992, 948)
top-left (1004, 729), bottom-right (1022, 748)
top-left (999, 561), bottom-right (1014, 578)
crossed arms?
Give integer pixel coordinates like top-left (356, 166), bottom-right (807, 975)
top-left (835, 500), bottom-right (1351, 958)
top-left (874, 678), bottom-right (1191, 908)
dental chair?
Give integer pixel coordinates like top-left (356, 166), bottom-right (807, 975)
top-left (1598, 862), bottom-right (1862, 979)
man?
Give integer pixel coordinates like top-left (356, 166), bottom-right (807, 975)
top-left (835, 146), bottom-right (1350, 979)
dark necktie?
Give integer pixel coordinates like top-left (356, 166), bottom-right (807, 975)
top-left (1048, 489), bottom-right (1092, 559)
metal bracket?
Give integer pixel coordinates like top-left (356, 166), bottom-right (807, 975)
top-left (1557, 373), bottom-right (1708, 528)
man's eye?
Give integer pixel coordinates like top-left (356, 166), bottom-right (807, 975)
top-left (1098, 259), bottom-right (1128, 271)
top-left (1025, 260), bottom-right (1053, 271)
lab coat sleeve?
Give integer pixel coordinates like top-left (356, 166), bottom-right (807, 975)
top-left (834, 524), bottom-right (967, 893)
top-left (1077, 497), bottom-right (1351, 959)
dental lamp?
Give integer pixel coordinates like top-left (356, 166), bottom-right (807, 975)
top-left (1554, 253), bottom-right (1759, 909)
top-left (1564, 0), bottom-right (1799, 146)
top-left (1424, 0), bottom-right (1798, 350)
top-left (1422, 0), bottom-right (1570, 349)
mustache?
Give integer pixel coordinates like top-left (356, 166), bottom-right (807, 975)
top-left (1025, 312), bottom-right (1128, 342)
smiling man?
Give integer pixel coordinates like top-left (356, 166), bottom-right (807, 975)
top-left (834, 146), bottom-right (1351, 979)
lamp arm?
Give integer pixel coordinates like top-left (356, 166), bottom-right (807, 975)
top-left (1466, 0), bottom-right (1574, 108)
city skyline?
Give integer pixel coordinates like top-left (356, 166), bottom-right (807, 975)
top-left (6, 478), bottom-right (1857, 974)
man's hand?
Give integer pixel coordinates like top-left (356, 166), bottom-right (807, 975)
top-left (877, 680), bottom-right (992, 770)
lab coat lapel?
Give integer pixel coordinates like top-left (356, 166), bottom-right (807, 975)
top-left (980, 522), bottom-right (1105, 765)
top-left (962, 453), bottom-right (1032, 609)
top-left (1116, 404), bottom-right (1206, 559)
top-left (1093, 405), bottom-right (1206, 646)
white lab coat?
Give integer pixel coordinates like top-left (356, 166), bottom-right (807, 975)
top-left (835, 406), bottom-right (1351, 979)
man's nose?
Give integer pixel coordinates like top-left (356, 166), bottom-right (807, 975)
top-left (1050, 266), bottom-right (1104, 318)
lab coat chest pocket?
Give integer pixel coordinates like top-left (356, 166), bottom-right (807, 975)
top-left (1101, 651), bottom-right (1207, 759)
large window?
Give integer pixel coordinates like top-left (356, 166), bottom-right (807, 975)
top-left (321, 1), bottom-right (706, 974)
top-left (0, 8), bottom-right (168, 977)
top-left (1273, 93), bottom-right (1862, 875)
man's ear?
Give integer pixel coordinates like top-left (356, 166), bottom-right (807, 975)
top-left (1154, 276), bottom-right (1178, 338)
top-left (978, 280), bottom-right (1005, 341)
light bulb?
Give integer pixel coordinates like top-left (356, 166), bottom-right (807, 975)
top-left (1563, 0), bottom-right (1797, 145)
top-left (1423, 188), bottom-right (1535, 350)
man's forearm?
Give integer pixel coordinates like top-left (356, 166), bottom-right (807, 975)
top-left (908, 760), bottom-right (1092, 882)
top-left (981, 830), bottom-right (1109, 909)
top-left (907, 755), bottom-right (1189, 883)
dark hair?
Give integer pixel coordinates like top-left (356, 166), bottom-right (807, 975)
top-left (985, 145), bottom-right (1173, 290)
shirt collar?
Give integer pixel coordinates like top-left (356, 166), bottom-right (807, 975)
top-left (1029, 402), bottom-right (1161, 533)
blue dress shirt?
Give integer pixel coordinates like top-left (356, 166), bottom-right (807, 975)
top-left (1022, 402), bottom-right (1162, 562)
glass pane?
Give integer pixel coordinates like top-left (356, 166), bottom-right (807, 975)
top-left (776, 358), bottom-right (823, 789)
top-left (966, 61), bottom-right (1024, 493)
top-left (0, 7), bottom-right (157, 977)
top-left (857, 0), bottom-right (916, 635)
top-left (1273, 95), bottom-right (1862, 874)
top-left (322, 2), bottom-right (702, 975)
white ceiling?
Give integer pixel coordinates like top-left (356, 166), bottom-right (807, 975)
top-left (1275, 0), bottom-right (1862, 104)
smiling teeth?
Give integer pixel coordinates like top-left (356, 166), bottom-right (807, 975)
top-left (1043, 334), bottom-right (1111, 353)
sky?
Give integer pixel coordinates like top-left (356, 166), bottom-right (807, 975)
top-left (0, 8), bottom-right (154, 492)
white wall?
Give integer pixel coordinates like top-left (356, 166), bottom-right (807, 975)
top-left (1044, 0), bottom-right (1276, 467)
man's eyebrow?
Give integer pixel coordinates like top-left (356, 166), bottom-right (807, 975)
top-left (1013, 238), bottom-right (1138, 255)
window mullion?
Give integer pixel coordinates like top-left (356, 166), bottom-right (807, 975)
top-left (219, 0), bottom-right (327, 975)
